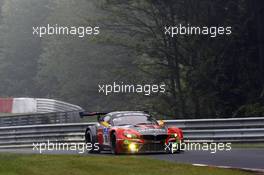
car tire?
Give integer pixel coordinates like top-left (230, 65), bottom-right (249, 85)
top-left (166, 142), bottom-right (180, 154)
top-left (85, 130), bottom-right (100, 154)
top-left (111, 132), bottom-right (119, 155)
top-left (174, 143), bottom-right (181, 153)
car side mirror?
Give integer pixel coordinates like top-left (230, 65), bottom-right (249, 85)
top-left (101, 121), bottom-right (110, 127)
top-left (157, 120), bottom-right (165, 126)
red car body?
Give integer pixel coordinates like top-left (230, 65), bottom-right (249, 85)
top-left (80, 111), bottom-right (183, 154)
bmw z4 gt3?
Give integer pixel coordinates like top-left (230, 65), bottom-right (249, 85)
top-left (80, 111), bottom-right (183, 154)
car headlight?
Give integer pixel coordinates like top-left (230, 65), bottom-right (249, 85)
top-left (124, 132), bottom-right (138, 139)
top-left (128, 143), bottom-right (138, 152)
top-left (170, 133), bottom-right (178, 138)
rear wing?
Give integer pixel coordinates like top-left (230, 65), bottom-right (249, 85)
top-left (79, 111), bottom-right (108, 118)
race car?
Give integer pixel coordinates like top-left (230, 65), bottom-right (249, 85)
top-left (80, 111), bottom-right (183, 154)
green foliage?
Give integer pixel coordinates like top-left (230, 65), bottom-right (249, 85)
top-left (234, 103), bottom-right (264, 117)
top-left (0, 0), bottom-right (50, 96)
top-left (0, 0), bottom-right (263, 118)
top-left (96, 0), bottom-right (264, 118)
top-left (36, 0), bottom-right (139, 110)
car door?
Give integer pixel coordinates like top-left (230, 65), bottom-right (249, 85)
top-left (98, 115), bottom-right (111, 146)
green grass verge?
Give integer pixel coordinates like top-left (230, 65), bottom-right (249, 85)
top-left (232, 143), bottom-right (264, 149)
top-left (0, 154), bottom-right (256, 175)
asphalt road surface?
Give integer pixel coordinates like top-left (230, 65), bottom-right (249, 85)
top-left (0, 148), bottom-right (263, 172)
top-left (148, 149), bottom-right (264, 171)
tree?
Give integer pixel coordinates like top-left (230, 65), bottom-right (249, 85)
top-left (37, 0), bottom-right (138, 110)
top-left (98, 0), bottom-right (264, 118)
top-left (0, 0), bottom-right (51, 96)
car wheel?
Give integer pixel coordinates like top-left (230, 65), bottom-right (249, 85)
top-left (111, 132), bottom-right (119, 155)
top-left (86, 130), bottom-right (100, 153)
top-left (174, 143), bottom-right (181, 153)
top-left (166, 142), bottom-right (180, 154)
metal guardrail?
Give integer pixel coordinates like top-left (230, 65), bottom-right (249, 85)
top-left (164, 118), bottom-right (264, 142)
top-left (0, 111), bottom-right (81, 127)
top-left (36, 99), bottom-right (83, 113)
top-left (0, 98), bottom-right (83, 127)
top-left (164, 117), bottom-right (264, 129)
top-left (0, 117), bottom-right (263, 149)
top-left (0, 98), bottom-right (83, 114)
top-left (0, 123), bottom-right (92, 149)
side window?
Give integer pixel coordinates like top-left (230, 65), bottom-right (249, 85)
top-left (109, 119), bottom-right (114, 126)
top-left (104, 115), bottom-right (111, 123)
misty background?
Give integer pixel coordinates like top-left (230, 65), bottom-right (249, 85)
top-left (0, 0), bottom-right (263, 119)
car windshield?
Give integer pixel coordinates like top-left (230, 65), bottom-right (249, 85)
top-left (112, 115), bottom-right (157, 126)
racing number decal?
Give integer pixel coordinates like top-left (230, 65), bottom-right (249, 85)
top-left (103, 127), bottom-right (110, 145)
